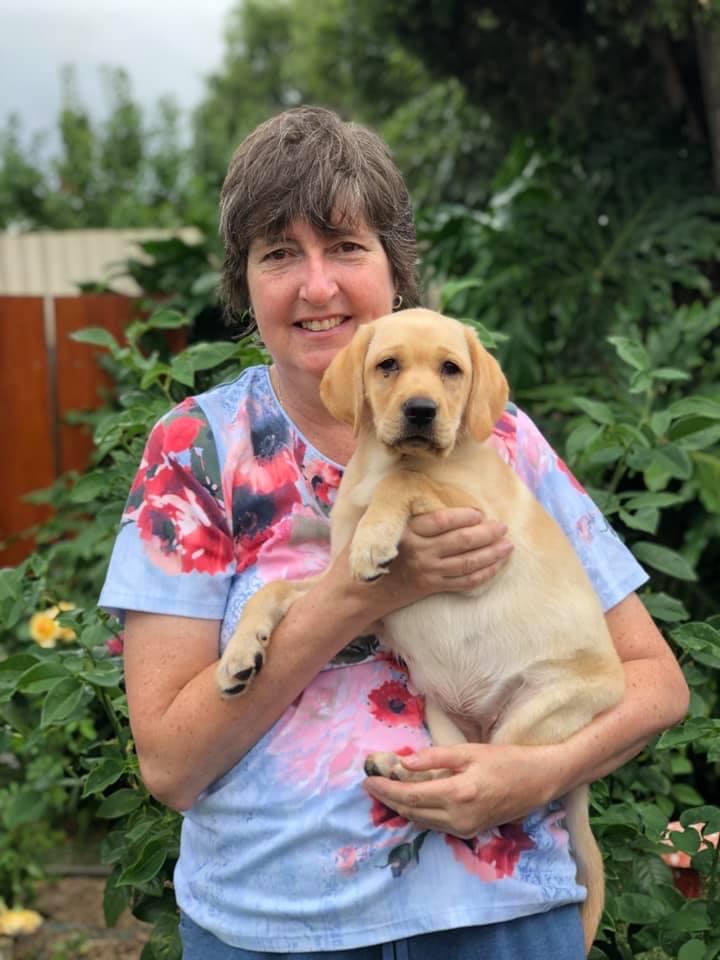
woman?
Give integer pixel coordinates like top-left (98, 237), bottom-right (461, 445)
top-left (100, 106), bottom-right (689, 959)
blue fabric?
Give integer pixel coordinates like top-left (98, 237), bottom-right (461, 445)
top-left (179, 905), bottom-right (586, 959)
top-left (100, 366), bottom-right (648, 951)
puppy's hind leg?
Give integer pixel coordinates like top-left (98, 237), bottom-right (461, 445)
top-left (216, 577), bottom-right (318, 696)
top-left (365, 699), bottom-right (466, 781)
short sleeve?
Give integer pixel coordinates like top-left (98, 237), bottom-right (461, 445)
top-left (99, 398), bottom-right (236, 621)
top-left (511, 407), bottom-right (649, 611)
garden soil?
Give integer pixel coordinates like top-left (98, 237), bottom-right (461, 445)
top-left (14, 875), bottom-right (150, 960)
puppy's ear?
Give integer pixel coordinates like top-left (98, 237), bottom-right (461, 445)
top-left (320, 323), bottom-right (375, 434)
top-left (462, 325), bottom-right (509, 441)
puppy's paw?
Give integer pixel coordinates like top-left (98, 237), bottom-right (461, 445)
top-left (216, 622), bottom-right (271, 697)
top-left (364, 751), bottom-right (411, 781)
top-left (350, 536), bottom-right (398, 583)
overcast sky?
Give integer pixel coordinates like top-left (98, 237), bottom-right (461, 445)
top-left (0, 0), bottom-right (236, 150)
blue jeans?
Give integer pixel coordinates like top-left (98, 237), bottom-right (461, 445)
top-left (179, 905), bottom-right (585, 959)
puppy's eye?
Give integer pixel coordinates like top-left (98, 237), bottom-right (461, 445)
top-left (441, 361), bottom-right (462, 376)
top-left (377, 358), bottom-right (399, 375)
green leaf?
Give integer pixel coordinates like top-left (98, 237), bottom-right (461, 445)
top-left (661, 900), bottom-right (710, 932)
top-left (633, 542), bottom-right (697, 581)
top-left (651, 367), bottom-right (691, 382)
top-left (644, 589), bottom-right (688, 624)
top-left (16, 660), bottom-right (71, 694)
top-left (572, 397), bottom-right (615, 425)
top-left (608, 336), bottom-right (651, 372)
top-left (83, 756), bottom-right (127, 797)
top-left (118, 838), bottom-right (169, 886)
top-left (3, 789), bottom-right (47, 828)
top-left (0, 653), bottom-right (41, 692)
top-left (80, 662), bottom-right (124, 688)
top-left (671, 784), bottom-right (706, 808)
top-left (186, 341), bottom-right (244, 372)
top-left (671, 622), bottom-right (720, 668)
top-left (614, 891), bottom-right (667, 923)
top-left (96, 788), bottom-right (144, 818)
top-left (669, 397), bottom-right (720, 420)
top-left (40, 677), bottom-right (87, 726)
top-left (148, 911), bottom-right (182, 960)
top-left (70, 327), bottom-right (119, 350)
top-left (679, 806), bottom-right (720, 834)
top-left (622, 492), bottom-right (685, 510)
top-left (658, 718), bottom-right (720, 749)
top-left (103, 868), bottom-right (131, 927)
top-left (619, 507), bottom-right (659, 533)
top-left (145, 309), bottom-right (189, 330)
top-left (678, 941), bottom-right (707, 960)
top-left (70, 472), bottom-right (109, 503)
top-left (168, 354), bottom-right (195, 387)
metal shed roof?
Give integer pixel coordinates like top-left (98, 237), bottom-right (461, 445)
top-left (0, 227), bottom-right (202, 296)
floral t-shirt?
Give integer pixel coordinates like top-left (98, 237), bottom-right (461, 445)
top-left (99, 364), bottom-right (648, 952)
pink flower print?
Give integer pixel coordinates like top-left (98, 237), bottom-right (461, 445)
top-left (576, 513), bottom-right (595, 543)
top-left (256, 504), bottom-right (330, 581)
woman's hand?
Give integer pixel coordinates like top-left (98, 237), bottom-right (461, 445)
top-left (363, 742), bottom-right (558, 839)
top-left (356, 507), bottom-right (513, 618)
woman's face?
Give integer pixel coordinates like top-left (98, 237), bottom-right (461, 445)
top-left (246, 218), bottom-right (396, 383)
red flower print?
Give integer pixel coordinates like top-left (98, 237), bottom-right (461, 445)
top-left (304, 457), bottom-right (342, 507)
top-left (132, 458), bottom-right (234, 575)
top-left (556, 456), bottom-right (587, 495)
top-left (368, 681), bottom-right (425, 728)
top-left (370, 798), bottom-right (409, 830)
top-left (144, 414), bottom-right (203, 463)
top-left (445, 823), bottom-right (535, 879)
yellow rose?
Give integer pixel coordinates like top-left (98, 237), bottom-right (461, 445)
top-left (28, 603), bottom-right (77, 647)
top-left (0, 907), bottom-right (43, 936)
top-left (28, 609), bottom-right (61, 648)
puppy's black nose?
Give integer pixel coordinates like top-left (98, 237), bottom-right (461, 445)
top-left (403, 396), bottom-right (437, 426)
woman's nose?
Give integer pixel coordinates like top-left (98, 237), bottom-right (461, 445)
top-left (299, 253), bottom-right (339, 305)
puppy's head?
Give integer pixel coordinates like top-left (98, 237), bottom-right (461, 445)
top-left (321, 309), bottom-right (508, 455)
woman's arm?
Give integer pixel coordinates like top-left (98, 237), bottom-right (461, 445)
top-left (124, 508), bottom-right (512, 811)
top-left (363, 592), bottom-right (690, 838)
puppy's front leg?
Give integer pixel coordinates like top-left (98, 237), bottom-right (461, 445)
top-left (350, 472), bottom-right (445, 582)
top-left (217, 577), bottom-right (318, 696)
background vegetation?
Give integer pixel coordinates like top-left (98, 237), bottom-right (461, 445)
top-left (1, 1), bottom-right (719, 958)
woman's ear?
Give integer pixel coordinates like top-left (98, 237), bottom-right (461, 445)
top-left (320, 323), bottom-right (376, 433)
top-left (462, 325), bottom-right (509, 440)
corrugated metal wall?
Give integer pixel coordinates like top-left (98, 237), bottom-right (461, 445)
top-left (0, 227), bottom-right (201, 296)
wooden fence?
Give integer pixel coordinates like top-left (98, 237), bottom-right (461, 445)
top-left (0, 294), bottom-right (135, 566)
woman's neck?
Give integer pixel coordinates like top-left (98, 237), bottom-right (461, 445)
top-left (270, 364), bottom-right (356, 466)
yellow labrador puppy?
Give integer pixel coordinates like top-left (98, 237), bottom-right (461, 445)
top-left (217, 308), bottom-right (624, 953)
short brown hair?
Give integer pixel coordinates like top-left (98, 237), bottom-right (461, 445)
top-left (218, 106), bottom-right (418, 322)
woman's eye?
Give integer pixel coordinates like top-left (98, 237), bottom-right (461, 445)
top-left (442, 361), bottom-right (462, 376)
top-left (337, 241), bottom-right (363, 254)
top-left (377, 358), bottom-right (399, 374)
top-left (265, 248), bottom-right (288, 261)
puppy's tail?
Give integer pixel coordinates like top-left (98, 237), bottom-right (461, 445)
top-left (564, 784), bottom-right (604, 956)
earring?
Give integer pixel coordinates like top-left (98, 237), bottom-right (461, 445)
top-left (392, 294), bottom-right (403, 311)
top-left (248, 306), bottom-right (255, 320)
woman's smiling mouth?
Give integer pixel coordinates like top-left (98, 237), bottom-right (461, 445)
top-left (295, 316), bottom-right (348, 332)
